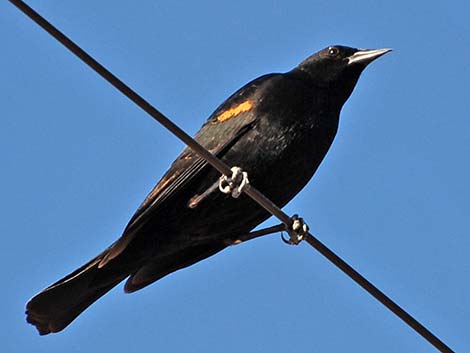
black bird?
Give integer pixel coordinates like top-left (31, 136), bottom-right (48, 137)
top-left (26, 45), bottom-right (390, 334)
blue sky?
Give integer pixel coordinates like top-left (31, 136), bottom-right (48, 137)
top-left (1, 1), bottom-right (469, 352)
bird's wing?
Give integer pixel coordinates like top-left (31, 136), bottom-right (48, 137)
top-left (99, 73), bottom-right (279, 266)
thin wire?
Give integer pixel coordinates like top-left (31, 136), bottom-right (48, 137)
top-left (9, 1), bottom-right (454, 352)
top-left (303, 235), bottom-right (452, 352)
top-left (7, 0), bottom-right (290, 226)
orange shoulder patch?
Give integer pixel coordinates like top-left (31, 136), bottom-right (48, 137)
top-left (217, 100), bottom-right (254, 122)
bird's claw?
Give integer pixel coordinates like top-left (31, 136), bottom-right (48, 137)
top-left (281, 214), bottom-right (309, 245)
top-left (219, 166), bottom-right (249, 198)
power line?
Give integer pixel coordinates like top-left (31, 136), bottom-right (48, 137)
top-left (8, 1), bottom-right (454, 352)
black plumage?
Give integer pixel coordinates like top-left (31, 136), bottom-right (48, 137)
top-left (26, 45), bottom-right (390, 334)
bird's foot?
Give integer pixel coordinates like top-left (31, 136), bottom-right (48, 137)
top-left (218, 166), bottom-right (250, 198)
top-left (188, 166), bottom-right (249, 208)
top-left (281, 214), bottom-right (309, 245)
top-left (188, 167), bottom-right (250, 208)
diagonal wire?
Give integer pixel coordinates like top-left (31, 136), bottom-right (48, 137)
top-left (8, 0), bottom-right (290, 227)
top-left (8, 1), bottom-right (454, 352)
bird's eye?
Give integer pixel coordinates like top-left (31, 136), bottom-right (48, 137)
top-left (328, 47), bottom-right (340, 57)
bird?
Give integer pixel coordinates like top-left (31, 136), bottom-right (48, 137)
top-left (26, 45), bottom-right (390, 335)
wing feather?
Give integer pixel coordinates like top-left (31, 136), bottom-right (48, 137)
top-left (99, 74), bottom-right (279, 266)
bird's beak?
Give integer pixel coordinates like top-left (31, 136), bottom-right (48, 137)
top-left (347, 48), bottom-right (392, 65)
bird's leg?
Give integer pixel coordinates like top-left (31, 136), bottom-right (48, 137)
top-left (219, 168), bottom-right (309, 245)
top-left (187, 181), bottom-right (219, 209)
top-left (226, 215), bottom-right (309, 246)
top-left (218, 167), bottom-right (308, 245)
top-left (188, 166), bottom-right (250, 209)
top-left (281, 214), bottom-right (309, 245)
top-left (225, 223), bottom-right (286, 245)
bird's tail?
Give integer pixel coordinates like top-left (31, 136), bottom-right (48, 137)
top-left (26, 249), bottom-right (130, 335)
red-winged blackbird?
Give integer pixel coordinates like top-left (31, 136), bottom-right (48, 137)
top-left (26, 45), bottom-right (390, 334)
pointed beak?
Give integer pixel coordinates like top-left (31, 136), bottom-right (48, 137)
top-left (347, 48), bottom-right (392, 65)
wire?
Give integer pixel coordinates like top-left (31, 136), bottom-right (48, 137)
top-left (8, 1), bottom-right (454, 352)
top-left (303, 235), bottom-right (452, 352)
top-left (7, 0), bottom-right (290, 227)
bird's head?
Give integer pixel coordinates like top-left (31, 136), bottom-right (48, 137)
top-left (295, 45), bottom-right (391, 104)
